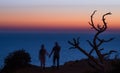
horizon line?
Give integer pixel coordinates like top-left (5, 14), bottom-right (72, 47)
top-left (0, 27), bottom-right (119, 34)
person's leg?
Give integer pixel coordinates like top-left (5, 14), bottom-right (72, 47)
top-left (53, 56), bottom-right (56, 66)
top-left (40, 57), bottom-right (45, 68)
top-left (57, 57), bottom-right (59, 68)
top-left (43, 57), bottom-right (45, 69)
top-left (40, 58), bottom-right (43, 67)
top-left (41, 61), bottom-right (42, 67)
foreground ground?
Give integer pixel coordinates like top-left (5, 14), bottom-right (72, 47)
top-left (1, 59), bottom-right (120, 73)
top-left (15, 59), bottom-right (96, 73)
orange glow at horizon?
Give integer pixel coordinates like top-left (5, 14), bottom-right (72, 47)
top-left (0, 5), bottom-right (120, 31)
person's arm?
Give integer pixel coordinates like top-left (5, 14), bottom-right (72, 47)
top-left (46, 50), bottom-right (49, 56)
top-left (49, 48), bottom-right (54, 57)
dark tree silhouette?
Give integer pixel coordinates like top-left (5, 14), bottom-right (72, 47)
top-left (4, 49), bottom-right (31, 67)
top-left (1, 49), bottom-right (31, 73)
top-left (68, 10), bottom-right (117, 73)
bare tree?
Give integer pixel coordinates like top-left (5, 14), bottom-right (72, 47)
top-left (68, 10), bottom-right (116, 72)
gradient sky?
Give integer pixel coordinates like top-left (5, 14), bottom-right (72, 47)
top-left (0, 0), bottom-right (120, 32)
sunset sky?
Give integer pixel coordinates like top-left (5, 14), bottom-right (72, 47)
top-left (0, 0), bottom-right (120, 32)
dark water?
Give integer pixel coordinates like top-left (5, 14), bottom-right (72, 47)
top-left (0, 32), bottom-right (120, 67)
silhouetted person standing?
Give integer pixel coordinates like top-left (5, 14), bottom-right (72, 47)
top-left (39, 44), bottom-right (49, 69)
top-left (49, 42), bottom-right (61, 68)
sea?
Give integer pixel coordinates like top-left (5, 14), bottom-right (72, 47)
top-left (0, 31), bottom-right (120, 67)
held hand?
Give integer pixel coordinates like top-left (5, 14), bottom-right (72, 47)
top-left (49, 55), bottom-right (51, 58)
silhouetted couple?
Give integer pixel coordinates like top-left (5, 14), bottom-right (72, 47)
top-left (39, 42), bottom-right (61, 69)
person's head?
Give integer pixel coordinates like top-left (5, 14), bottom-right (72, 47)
top-left (41, 44), bottom-right (44, 48)
top-left (55, 42), bottom-right (58, 46)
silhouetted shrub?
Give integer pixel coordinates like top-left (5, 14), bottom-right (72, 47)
top-left (0, 49), bottom-right (31, 73)
top-left (4, 49), bottom-right (31, 68)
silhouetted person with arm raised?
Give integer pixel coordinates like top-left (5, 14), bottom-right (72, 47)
top-left (49, 42), bottom-right (61, 68)
top-left (39, 44), bottom-right (49, 69)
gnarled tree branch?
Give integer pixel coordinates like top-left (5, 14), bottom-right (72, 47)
top-left (68, 10), bottom-right (113, 72)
